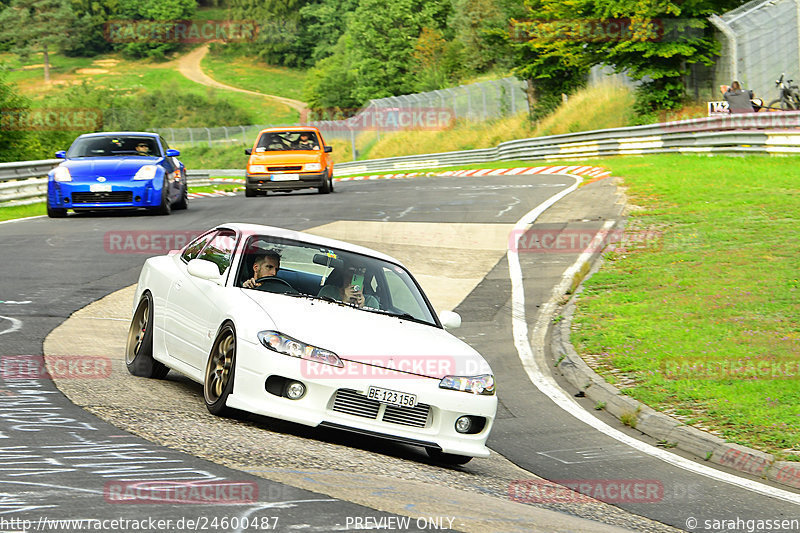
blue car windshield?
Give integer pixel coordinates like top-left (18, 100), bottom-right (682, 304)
top-left (67, 136), bottom-right (161, 158)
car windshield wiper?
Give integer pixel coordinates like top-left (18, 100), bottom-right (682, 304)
top-left (279, 292), bottom-right (339, 304)
top-left (361, 307), bottom-right (432, 325)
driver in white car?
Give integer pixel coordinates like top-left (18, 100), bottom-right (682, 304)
top-left (243, 250), bottom-right (281, 289)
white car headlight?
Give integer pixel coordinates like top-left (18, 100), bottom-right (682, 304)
top-left (249, 165), bottom-right (267, 173)
top-left (133, 165), bottom-right (158, 180)
top-left (304, 163), bottom-right (322, 171)
top-left (258, 331), bottom-right (343, 367)
top-left (53, 166), bottom-right (72, 182)
top-left (439, 374), bottom-right (495, 395)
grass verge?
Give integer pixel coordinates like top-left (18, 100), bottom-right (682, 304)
top-left (571, 154), bottom-right (800, 459)
top-left (0, 202), bottom-right (45, 222)
top-left (202, 50), bottom-right (307, 102)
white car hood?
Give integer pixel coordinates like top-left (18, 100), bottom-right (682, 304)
top-left (244, 291), bottom-right (491, 379)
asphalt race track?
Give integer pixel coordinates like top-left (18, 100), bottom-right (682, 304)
top-left (1, 173), bottom-right (799, 532)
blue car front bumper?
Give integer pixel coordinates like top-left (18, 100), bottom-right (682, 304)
top-left (48, 181), bottom-right (162, 209)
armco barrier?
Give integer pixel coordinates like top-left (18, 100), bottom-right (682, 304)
top-left (4, 110), bottom-right (800, 204)
top-left (0, 167), bottom-right (217, 206)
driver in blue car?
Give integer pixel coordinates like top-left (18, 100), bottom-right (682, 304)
top-left (135, 141), bottom-right (152, 155)
top-left (243, 250), bottom-right (281, 289)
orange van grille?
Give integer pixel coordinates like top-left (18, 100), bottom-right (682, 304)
top-left (268, 166), bottom-right (303, 172)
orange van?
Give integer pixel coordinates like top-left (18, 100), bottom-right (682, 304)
top-left (244, 126), bottom-right (334, 196)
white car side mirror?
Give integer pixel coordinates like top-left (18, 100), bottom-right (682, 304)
top-left (439, 310), bottom-right (461, 329)
top-left (187, 259), bottom-right (222, 284)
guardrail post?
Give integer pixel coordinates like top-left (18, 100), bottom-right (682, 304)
top-left (205, 128), bottom-right (212, 148)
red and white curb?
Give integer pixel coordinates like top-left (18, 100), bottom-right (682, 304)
top-left (187, 167), bottom-right (611, 198)
top-left (336, 166), bottom-right (610, 181)
top-left (187, 191), bottom-right (239, 199)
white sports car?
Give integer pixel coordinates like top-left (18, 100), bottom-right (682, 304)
top-left (126, 223), bottom-right (497, 464)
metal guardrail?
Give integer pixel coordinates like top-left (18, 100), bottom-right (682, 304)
top-left (3, 111), bottom-right (800, 204)
top-left (0, 168), bottom-right (224, 206)
top-left (332, 111), bottom-right (800, 175)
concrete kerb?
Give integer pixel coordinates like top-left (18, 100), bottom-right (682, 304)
top-left (548, 244), bottom-right (800, 492)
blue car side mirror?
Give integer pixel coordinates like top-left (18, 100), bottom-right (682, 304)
top-left (165, 149), bottom-right (180, 157)
top-left (55, 151), bottom-right (66, 159)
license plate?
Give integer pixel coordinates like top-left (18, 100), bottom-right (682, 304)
top-left (271, 174), bottom-right (299, 181)
top-left (89, 184), bottom-right (112, 192)
top-left (367, 386), bottom-right (417, 408)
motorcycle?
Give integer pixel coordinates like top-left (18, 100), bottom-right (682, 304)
top-left (768, 73), bottom-right (800, 110)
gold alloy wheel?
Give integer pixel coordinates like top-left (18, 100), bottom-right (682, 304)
top-left (125, 297), bottom-right (149, 365)
top-left (204, 326), bottom-right (235, 404)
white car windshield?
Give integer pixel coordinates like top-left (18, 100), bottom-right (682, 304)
top-left (237, 235), bottom-right (438, 326)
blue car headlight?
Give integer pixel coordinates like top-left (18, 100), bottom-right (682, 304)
top-left (133, 165), bottom-right (158, 181)
top-left (53, 166), bottom-right (72, 182)
top-left (439, 374), bottom-right (495, 395)
top-left (257, 331), bottom-right (343, 367)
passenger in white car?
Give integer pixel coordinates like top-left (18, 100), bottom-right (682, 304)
top-left (318, 261), bottom-right (379, 309)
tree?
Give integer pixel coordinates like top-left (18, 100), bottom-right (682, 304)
top-left (228, 0), bottom-right (318, 67)
top-left (302, 0), bottom-right (452, 110)
top-left (450, 0), bottom-right (519, 74)
top-left (64, 0), bottom-right (117, 56)
top-left (113, 0), bottom-right (196, 60)
top-left (0, 68), bottom-right (37, 162)
top-left (505, 0), bottom-right (593, 119)
top-left (411, 27), bottom-right (463, 92)
top-left (0, 0), bottom-right (78, 83)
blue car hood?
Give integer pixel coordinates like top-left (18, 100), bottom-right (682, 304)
top-left (60, 157), bottom-right (161, 179)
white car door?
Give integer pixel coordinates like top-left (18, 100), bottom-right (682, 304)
top-left (164, 230), bottom-right (237, 370)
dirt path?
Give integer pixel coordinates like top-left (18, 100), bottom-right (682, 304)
top-left (176, 44), bottom-right (308, 114)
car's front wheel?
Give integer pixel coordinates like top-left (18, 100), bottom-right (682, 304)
top-left (204, 323), bottom-right (241, 417)
top-left (125, 292), bottom-right (170, 379)
top-left (47, 203), bottom-right (67, 218)
top-left (425, 447), bottom-right (473, 465)
top-left (318, 173), bottom-right (331, 194)
top-left (174, 182), bottom-right (188, 210)
top-left (153, 180), bottom-right (172, 215)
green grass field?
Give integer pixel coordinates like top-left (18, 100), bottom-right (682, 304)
top-left (202, 52), bottom-right (307, 102)
top-left (573, 155), bottom-right (800, 459)
top-left (1, 50), bottom-right (297, 125)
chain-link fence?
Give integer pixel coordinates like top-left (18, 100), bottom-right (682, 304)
top-left (711, 0), bottom-right (800, 103)
top-left (152, 77), bottom-right (528, 151)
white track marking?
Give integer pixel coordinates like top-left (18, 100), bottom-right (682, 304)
top-left (0, 315), bottom-right (22, 336)
top-left (0, 215), bottom-right (46, 225)
top-left (508, 174), bottom-right (800, 505)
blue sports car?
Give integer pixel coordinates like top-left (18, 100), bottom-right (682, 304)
top-left (47, 132), bottom-right (188, 218)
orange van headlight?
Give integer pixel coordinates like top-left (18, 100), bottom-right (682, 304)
top-left (249, 165), bottom-right (267, 173)
top-left (304, 163), bottom-right (322, 172)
